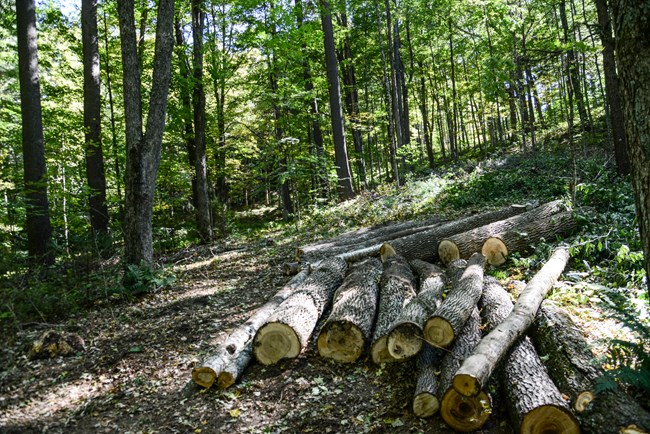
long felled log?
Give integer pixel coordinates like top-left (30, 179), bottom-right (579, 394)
top-left (439, 308), bottom-right (492, 432)
top-left (192, 267), bottom-right (310, 389)
top-left (386, 259), bottom-right (446, 360)
top-left (317, 258), bottom-right (383, 363)
top-left (370, 246), bottom-right (418, 364)
top-left (476, 277), bottom-right (579, 434)
top-left (453, 247), bottom-right (570, 397)
top-left (531, 301), bottom-right (650, 433)
top-left (424, 253), bottom-right (485, 348)
top-left (437, 200), bottom-right (573, 265)
top-left (253, 257), bottom-right (347, 365)
top-left (413, 343), bottom-right (443, 418)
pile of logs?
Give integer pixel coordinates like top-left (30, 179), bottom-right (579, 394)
top-left (192, 201), bottom-right (650, 433)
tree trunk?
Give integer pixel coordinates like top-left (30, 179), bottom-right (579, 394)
top-left (253, 257), bottom-right (347, 365)
top-left (191, 0), bottom-right (212, 243)
top-left (611, 0), bottom-right (650, 296)
top-left (317, 258), bottom-right (382, 362)
top-left (439, 308), bottom-right (492, 432)
top-left (118, 0), bottom-right (175, 267)
top-left (413, 343), bottom-right (443, 418)
top-left (424, 253), bottom-right (485, 348)
top-left (82, 0), bottom-right (110, 240)
top-left (530, 302), bottom-right (650, 432)
top-left (453, 247), bottom-right (570, 397)
top-left (594, 0), bottom-right (630, 175)
top-left (16, 0), bottom-right (54, 265)
top-left (192, 268), bottom-right (310, 389)
top-left (438, 202), bottom-right (576, 265)
top-left (320, 0), bottom-right (354, 199)
top-left (386, 260), bottom-right (446, 360)
top-left (370, 250), bottom-right (417, 364)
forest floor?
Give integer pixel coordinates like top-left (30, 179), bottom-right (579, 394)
top-left (1, 146), bottom-right (647, 433)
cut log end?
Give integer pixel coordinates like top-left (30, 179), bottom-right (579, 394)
top-left (379, 243), bottom-right (397, 262)
top-left (424, 316), bottom-right (455, 348)
top-left (438, 240), bottom-right (460, 265)
top-left (191, 366), bottom-right (217, 389)
top-left (574, 390), bottom-right (595, 413)
top-left (387, 323), bottom-right (423, 360)
top-left (253, 322), bottom-right (301, 365)
top-left (440, 388), bottom-right (492, 432)
top-left (452, 373), bottom-right (480, 398)
top-left (482, 237), bottom-right (508, 265)
top-left (317, 321), bottom-right (365, 363)
top-left (217, 372), bottom-right (235, 389)
top-left (370, 336), bottom-right (395, 364)
top-left (520, 405), bottom-right (580, 434)
top-left (413, 392), bottom-right (440, 418)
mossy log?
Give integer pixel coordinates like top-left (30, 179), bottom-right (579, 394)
top-left (192, 267), bottom-right (310, 389)
top-left (453, 247), bottom-right (569, 397)
top-left (386, 260), bottom-right (447, 360)
top-left (530, 302), bottom-right (650, 433)
top-left (253, 257), bottom-right (347, 365)
top-left (437, 200), bottom-right (573, 265)
top-left (424, 253), bottom-right (485, 348)
top-left (317, 258), bottom-right (383, 363)
top-left (413, 343), bottom-right (443, 418)
top-left (439, 308), bottom-right (492, 432)
top-left (370, 248), bottom-right (417, 364)
top-left (384, 203), bottom-right (537, 262)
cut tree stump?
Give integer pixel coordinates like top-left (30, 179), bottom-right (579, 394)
top-left (453, 247), bottom-right (569, 397)
top-left (386, 259), bottom-right (447, 360)
top-left (437, 200), bottom-right (573, 265)
top-left (413, 343), bottom-right (443, 418)
top-left (317, 258), bottom-right (383, 363)
top-left (388, 202), bottom-right (536, 262)
top-left (423, 253), bottom-right (485, 348)
top-left (370, 246), bottom-right (418, 364)
top-left (439, 308), bottom-right (492, 432)
top-left (253, 257), bottom-right (347, 365)
top-left (192, 267), bottom-right (310, 389)
top-left (530, 301), bottom-right (650, 433)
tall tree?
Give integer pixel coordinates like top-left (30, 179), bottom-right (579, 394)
top-left (117, 0), bottom-right (175, 266)
top-left (192, 0), bottom-right (212, 243)
top-left (320, 0), bottom-right (354, 199)
top-left (16, 0), bottom-right (54, 265)
top-left (82, 0), bottom-right (110, 240)
top-left (611, 0), bottom-right (650, 296)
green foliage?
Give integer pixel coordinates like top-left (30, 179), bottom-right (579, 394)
top-left (122, 262), bottom-right (177, 296)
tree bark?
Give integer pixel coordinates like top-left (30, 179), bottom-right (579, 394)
top-left (118, 0), bottom-right (175, 267)
top-left (320, 0), bottom-right (355, 199)
top-left (611, 0), bottom-right (650, 297)
top-left (439, 308), bottom-right (492, 432)
top-left (253, 257), bottom-right (347, 365)
top-left (370, 251), bottom-right (417, 364)
top-left (413, 343), bottom-right (443, 418)
top-left (386, 260), bottom-right (446, 360)
top-left (453, 247), bottom-right (570, 397)
top-left (317, 258), bottom-right (382, 362)
top-left (530, 302), bottom-right (650, 432)
top-left (82, 0), bottom-right (110, 240)
top-left (192, 268), bottom-right (310, 389)
top-left (16, 0), bottom-right (54, 265)
top-left (424, 253), bottom-right (485, 348)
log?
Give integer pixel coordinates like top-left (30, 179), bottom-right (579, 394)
top-left (192, 267), bottom-right (310, 388)
top-left (423, 253), bottom-right (485, 348)
top-left (439, 308), bottom-right (492, 432)
top-left (437, 200), bottom-right (573, 265)
top-left (253, 257), bottom-right (347, 365)
top-left (370, 248), bottom-right (418, 364)
top-left (413, 343), bottom-right (443, 418)
top-left (386, 259), bottom-right (446, 360)
top-left (317, 258), bottom-right (383, 363)
top-left (388, 202), bottom-right (538, 262)
top-left (475, 277), bottom-right (579, 433)
top-left (530, 302), bottom-right (650, 433)
top-left (453, 247), bottom-right (570, 397)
